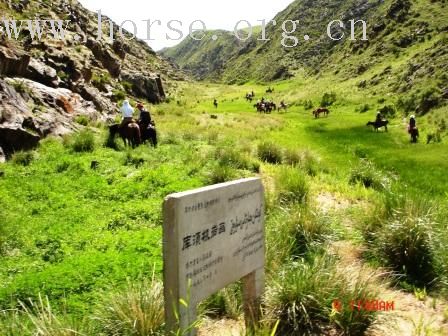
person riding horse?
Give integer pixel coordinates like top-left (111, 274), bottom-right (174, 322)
top-left (120, 100), bottom-right (141, 139)
top-left (136, 102), bottom-right (157, 147)
top-left (409, 115), bottom-right (419, 143)
top-left (137, 102), bottom-right (152, 126)
top-left (376, 111), bottom-right (383, 124)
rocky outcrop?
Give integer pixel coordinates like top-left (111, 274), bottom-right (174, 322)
top-left (27, 58), bottom-right (60, 88)
top-left (0, 126), bottom-right (40, 157)
top-left (0, 46), bottom-right (30, 77)
top-left (0, 0), bottom-right (182, 159)
top-left (121, 72), bottom-right (166, 104)
top-left (86, 39), bottom-right (121, 77)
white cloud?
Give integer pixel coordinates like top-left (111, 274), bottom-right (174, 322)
top-left (78, 0), bottom-right (294, 50)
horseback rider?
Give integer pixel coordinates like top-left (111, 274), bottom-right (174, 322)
top-left (409, 115), bottom-right (416, 131)
top-left (137, 102), bottom-right (152, 127)
top-left (375, 111), bottom-right (383, 124)
top-left (120, 100), bottom-right (135, 128)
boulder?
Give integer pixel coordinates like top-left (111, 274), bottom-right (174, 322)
top-left (0, 126), bottom-right (40, 156)
top-left (27, 58), bottom-right (60, 88)
top-left (86, 39), bottom-right (121, 77)
top-left (0, 46), bottom-right (30, 77)
top-left (120, 72), bottom-right (166, 103)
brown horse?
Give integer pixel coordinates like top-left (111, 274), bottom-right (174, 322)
top-left (313, 108), bottom-right (330, 118)
top-left (109, 123), bottom-right (141, 148)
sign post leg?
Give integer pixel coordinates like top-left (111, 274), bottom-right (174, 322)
top-left (242, 268), bottom-right (264, 334)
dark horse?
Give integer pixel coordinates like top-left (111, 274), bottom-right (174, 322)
top-left (139, 120), bottom-right (158, 147)
top-left (367, 120), bottom-right (389, 132)
top-left (409, 127), bottom-right (419, 143)
top-left (266, 87), bottom-right (274, 93)
top-left (313, 107), bottom-right (330, 118)
top-left (109, 123), bottom-right (141, 148)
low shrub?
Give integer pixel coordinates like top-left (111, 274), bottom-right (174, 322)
top-left (66, 130), bottom-right (95, 153)
top-left (206, 164), bottom-right (237, 185)
top-left (12, 151), bottom-right (34, 166)
top-left (378, 105), bottom-right (396, 118)
top-left (74, 115), bottom-right (90, 126)
top-left (215, 147), bottom-right (259, 173)
top-left (320, 92), bottom-right (337, 107)
top-left (257, 142), bottom-right (283, 164)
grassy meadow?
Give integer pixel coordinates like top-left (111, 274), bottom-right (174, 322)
top-left (1, 74), bottom-right (448, 334)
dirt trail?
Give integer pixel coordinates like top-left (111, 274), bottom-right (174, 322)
top-left (198, 318), bottom-right (244, 336)
top-left (321, 192), bottom-right (448, 336)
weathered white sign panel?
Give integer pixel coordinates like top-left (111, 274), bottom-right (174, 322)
top-left (163, 177), bottom-right (265, 334)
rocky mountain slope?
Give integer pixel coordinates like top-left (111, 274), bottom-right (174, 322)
top-left (161, 0), bottom-right (448, 114)
top-left (0, 0), bottom-right (184, 160)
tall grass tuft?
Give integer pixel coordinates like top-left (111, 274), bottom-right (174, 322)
top-left (276, 167), bottom-right (309, 205)
top-left (265, 252), bottom-right (379, 335)
top-left (95, 277), bottom-right (164, 336)
top-left (362, 194), bottom-right (438, 287)
top-left (283, 149), bottom-right (321, 176)
top-left (0, 309), bottom-right (29, 336)
top-left (19, 294), bottom-right (88, 335)
top-left (12, 151), bottom-right (34, 166)
top-left (349, 159), bottom-right (391, 190)
top-left (200, 284), bottom-right (242, 320)
top-left (257, 142), bottom-right (283, 164)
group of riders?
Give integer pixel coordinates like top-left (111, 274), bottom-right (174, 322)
top-left (113, 100), bottom-right (157, 147)
top-left (244, 91), bottom-right (287, 113)
top-left (373, 111), bottom-right (419, 142)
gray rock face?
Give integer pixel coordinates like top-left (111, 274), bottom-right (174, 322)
top-left (121, 72), bottom-right (166, 104)
top-left (86, 39), bottom-right (121, 77)
top-left (27, 58), bottom-right (60, 88)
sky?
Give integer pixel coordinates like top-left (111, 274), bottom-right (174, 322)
top-left (78, 0), bottom-right (294, 51)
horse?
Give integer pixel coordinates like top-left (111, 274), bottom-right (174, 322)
top-left (278, 102), bottom-right (288, 112)
top-left (266, 87), bottom-right (274, 93)
top-left (245, 93), bottom-right (254, 102)
top-left (109, 123), bottom-right (141, 148)
top-left (313, 108), bottom-right (330, 118)
top-left (213, 99), bottom-right (218, 108)
top-left (366, 120), bottom-right (389, 132)
top-left (139, 120), bottom-right (158, 147)
top-left (409, 127), bottom-right (419, 143)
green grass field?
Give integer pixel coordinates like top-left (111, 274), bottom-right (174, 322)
top-left (1, 77), bottom-right (447, 334)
